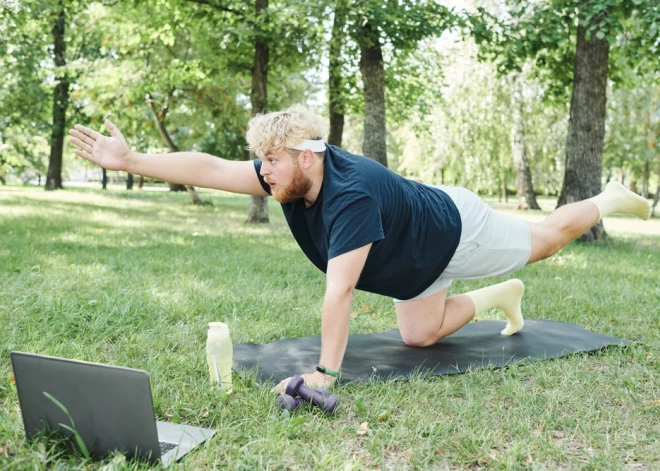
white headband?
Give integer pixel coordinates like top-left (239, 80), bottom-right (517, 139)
top-left (291, 139), bottom-right (326, 153)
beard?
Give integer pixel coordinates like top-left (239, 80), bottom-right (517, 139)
top-left (271, 163), bottom-right (313, 204)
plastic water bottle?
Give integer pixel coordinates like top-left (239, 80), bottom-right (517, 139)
top-left (206, 322), bottom-right (233, 391)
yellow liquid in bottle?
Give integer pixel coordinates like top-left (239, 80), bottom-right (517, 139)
top-left (206, 323), bottom-right (233, 390)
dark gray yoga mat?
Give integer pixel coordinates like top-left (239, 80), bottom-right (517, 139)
top-left (233, 320), bottom-right (630, 384)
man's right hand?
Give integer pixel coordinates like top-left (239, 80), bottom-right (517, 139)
top-left (69, 120), bottom-right (131, 172)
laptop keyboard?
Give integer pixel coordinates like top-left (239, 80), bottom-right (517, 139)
top-left (159, 441), bottom-right (177, 455)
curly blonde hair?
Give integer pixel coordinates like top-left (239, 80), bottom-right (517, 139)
top-left (245, 104), bottom-right (326, 159)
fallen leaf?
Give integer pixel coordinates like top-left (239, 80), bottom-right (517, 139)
top-left (525, 454), bottom-right (534, 465)
top-left (0, 446), bottom-right (7, 455)
top-left (361, 304), bottom-right (371, 312)
top-left (434, 449), bottom-right (442, 456)
top-left (377, 410), bottom-right (389, 421)
top-left (200, 411), bottom-right (209, 418)
top-left (406, 448), bottom-right (414, 462)
top-left (356, 421), bottom-right (369, 436)
top-left (350, 311), bottom-right (358, 318)
top-left (9, 376), bottom-right (15, 385)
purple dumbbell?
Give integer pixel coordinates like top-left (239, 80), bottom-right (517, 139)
top-left (277, 394), bottom-right (304, 411)
top-left (315, 388), bottom-right (330, 397)
top-left (285, 376), bottom-right (340, 413)
top-left (277, 388), bottom-right (331, 411)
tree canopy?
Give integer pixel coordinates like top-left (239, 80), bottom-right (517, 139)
top-left (0, 0), bottom-right (657, 220)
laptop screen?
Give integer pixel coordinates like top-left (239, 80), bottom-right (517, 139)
top-left (10, 352), bottom-right (162, 463)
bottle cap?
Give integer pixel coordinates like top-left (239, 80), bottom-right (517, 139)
top-left (208, 322), bottom-right (228, 330)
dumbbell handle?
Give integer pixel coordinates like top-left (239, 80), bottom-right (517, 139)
top-left (277, 388), bottom-right (330, 411)
top-left (277, 394), bottom-right (303, 411)
top-left (286, 377), bottom-right (340, 413)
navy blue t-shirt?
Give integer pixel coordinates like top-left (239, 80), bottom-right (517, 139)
top-left (253, 145), bottom-right (462, 300)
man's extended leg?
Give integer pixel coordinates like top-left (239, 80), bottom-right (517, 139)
top-left (528, 181), bottom-right (651, 263)
top-left (395, 279), bottom-right (525, 346)
top-left (396, 182), bottom-right (651, 346)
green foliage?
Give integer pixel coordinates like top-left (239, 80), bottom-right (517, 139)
top-left (75, 0), bottom-right (324, 159)
top-left (0, 0), bottom-right (107, 181)
top-left (466, 0), bottom-right (660, 102)
top-left (0, 0), bottom-right (657, 194)
top-left (605, 72), bottom-right (660, 195)
top-left (328, 0), bottom-right (458, 121)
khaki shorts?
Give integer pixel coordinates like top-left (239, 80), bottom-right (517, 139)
top-left (394, 186), bottom-right (532, 303)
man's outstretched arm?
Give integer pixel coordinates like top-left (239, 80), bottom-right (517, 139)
top-left (69, 120), bottom-right (268, 196)
top-left (272, 243), bottom-right (372, 394)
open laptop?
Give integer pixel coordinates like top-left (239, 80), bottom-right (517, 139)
top-left (10, 351), bottom-right (216, 466)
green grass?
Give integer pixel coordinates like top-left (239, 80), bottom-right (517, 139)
top-left (1, 184), bottom-right (659, 470)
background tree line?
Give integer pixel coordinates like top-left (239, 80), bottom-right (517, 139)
top-left (1, 0), bottom-right (658, 236)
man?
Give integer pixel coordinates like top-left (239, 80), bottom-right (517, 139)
top-left (69, 104), bottom-right (651, 394)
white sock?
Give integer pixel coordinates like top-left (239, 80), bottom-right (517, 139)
top-left (465, 279), bottom-right (525, 336)
top-left (588, 181), bottom-right (651, 220)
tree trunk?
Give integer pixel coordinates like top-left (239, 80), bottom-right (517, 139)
top-left (0, 157), bottom-right (6, 185)
top-left (169, 183), bottom-right (187, 192)
top-left (246, 0), bottom-right (270, 223)
top-left (145, 92), bottom-right (206, 205)
top-left (652, 164), bottom-right (660, 218)
top-left (45, 5), bottom-right (69, 191)
top-left (501, 174), bottom-right (508, 203)
top-left (328, 0), bottom-right (347, 147)
top-left (641, 161), bottom-right (650, 199)
top-left (138, 176), bottom-right (144, 189)
top-left (556, 22), bottom-right (609, 241)
top-left (510, 73), bottom-right (540, 210)
top-left (102, 168), bottom-right (107, 190)
top-left (126, 173), bottom-right (134, 190)
top-left (358, 20), bottom-right (387, 167)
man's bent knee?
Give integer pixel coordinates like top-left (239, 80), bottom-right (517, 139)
top-left (400, 331), bottom-right (439, 347)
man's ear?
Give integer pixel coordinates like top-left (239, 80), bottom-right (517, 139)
top-left (301, 149), bottom-right (316, 169)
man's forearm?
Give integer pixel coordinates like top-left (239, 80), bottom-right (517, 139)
top-left (319, 288), bottom-right (353, 372)
top-left (126, 151), bottom-right (222, 189)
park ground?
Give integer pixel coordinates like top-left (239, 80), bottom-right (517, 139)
top-left (1, 184), bottom-right (658, 470)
